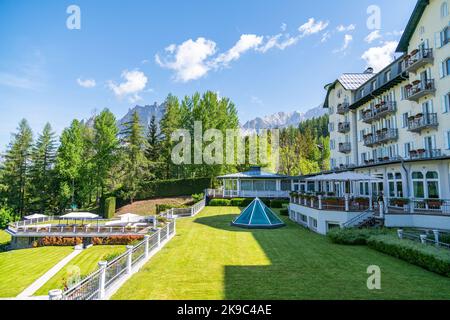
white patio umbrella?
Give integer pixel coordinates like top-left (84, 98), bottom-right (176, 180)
top-left (59, 212), bottom-right (100, 226)
top-left (24, 213), bottom-right (48, 220)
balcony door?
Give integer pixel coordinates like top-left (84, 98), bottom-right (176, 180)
top-left (422, 100), bottom-right (433, 114)
top-left (424, 135), bottom-right (436, 152)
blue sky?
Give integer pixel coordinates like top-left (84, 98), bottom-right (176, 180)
top-left (0, 0), bottom-right (416, 150)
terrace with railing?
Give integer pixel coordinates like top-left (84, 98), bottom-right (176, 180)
top-left (363, 128), bottom-right (398, 147)
top-left (289, 193), bottom-right (377, 213)
top-left (409, 148), bottom-right (442, 160)
top-left (407, 113), bottom-right (438, 133)
top-left (361, 101), bottom-right (397, 123)
top-left (387, 198), bottom-right (450, 216)
top-left (337, 122), bottom-right (350, 134)
top-left (405, 79), bottom-right (436, 102)
top-left (338, 142), bottom-right (351, 154)
top-left (403, 48), bottom-right (434, 73)
top-left (336, 102), bottom-right (350, 115)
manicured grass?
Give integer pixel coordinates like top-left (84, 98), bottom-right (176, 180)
top-left (0, 230), bottom-right (11, 245)
top-left (0, 247), bottom-right (73, 297)
top-left (35, 245), bottom-right (126, 295)
top-left (112, 207), bottom-right (450, 300)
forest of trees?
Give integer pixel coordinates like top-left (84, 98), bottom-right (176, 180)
top-left (0, 90), bottom-right (329, 219)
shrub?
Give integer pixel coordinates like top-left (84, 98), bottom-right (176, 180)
top-left (270, 200), bottom-right (288, 208)
top-left (155, 203), bottom-right (187, 214)
top-left (38, 237), bottom-right (83, 247)
top-left (367, 234), bottom-right (450, 277)
top-left (103, 197), bottom-right (116, 219)
top-left (91, 235), bottom-right (144, 245)
top-left (192, 193), bottom-right (204, 203)
top-left (230, 198), bottom-right (246, 206)
top-left (209, 199), bottom-right (231, 206)
top-left (327, 228), bottom-right (389, 245)
top-left (279, 209), bottom-right (288, 216)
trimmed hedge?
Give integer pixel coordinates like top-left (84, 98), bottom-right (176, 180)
top-left (209, 199), bottom-right (231, 206)
top-left (367, 235), bottom-right (450, 277)
top-left (279, 209), bottom-right (289, 216)
top-left (136, 177), bottom-right (212, 200)
top-left (103, 197), bottom-right (116, 219)
top-left (327, 228), bottom-right (389, 245)
top-left (92, 235), bottom-right (144, 245)
top-left (155, 203), bottom-right (187, 214)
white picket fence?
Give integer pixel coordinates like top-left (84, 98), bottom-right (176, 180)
top-left (49, 221), bottom-right (176, 300)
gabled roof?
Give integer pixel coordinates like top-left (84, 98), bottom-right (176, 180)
top-left (338, 73), bottom-right (376, 90)
top-left (323, 72), bottom-right (376, 108)
top-left (396, 0), bottom-right (429, 52)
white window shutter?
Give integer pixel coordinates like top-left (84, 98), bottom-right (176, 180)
top-left (442, 95), bottom-right (448, 113)
top-left (440, 61), bottom-right (445, 78)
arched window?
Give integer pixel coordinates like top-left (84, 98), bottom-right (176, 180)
top-left (426, 171), bottom-right (440, 199)
top-left (442, 1), bottom-right (449, 18)
top-left (412, 172), bottom-right (424, 198)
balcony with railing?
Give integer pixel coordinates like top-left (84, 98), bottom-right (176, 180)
top-left (409, 148), bottom-right (442, 160)
top-left (407, 113), bottom-right (438, 133)
top-left (336, 102), bottom-right (350, 115)
top-left (337, 122), bottom-right (350, 134)
top-left (362, 101), bottom-right (397, 123)
top-left (404, 48), bottom-right (434, 73)
top-left (363, 128), bottom-right (398, 147)
top-left (338, 142), bottom-right (351, 154)
top-left (405, 79), bottom-right (436, 102)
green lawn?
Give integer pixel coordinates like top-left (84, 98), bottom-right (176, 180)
top-left (35, 245), bottom-right (126, 295)
top-left (0, 247), bottom-right (73, 297)
top-left (112, 206), bottom-right (450, 300)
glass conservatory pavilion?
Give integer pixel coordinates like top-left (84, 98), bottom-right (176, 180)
top-left (232, 198), bottom-right (285, 229)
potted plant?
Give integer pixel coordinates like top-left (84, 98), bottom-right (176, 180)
top-left (391, 198), bottom-right (410, 207)
top-left (425, 198), bottom-right (443, 207)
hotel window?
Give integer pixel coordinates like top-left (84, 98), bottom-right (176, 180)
top-left (371, 80), bottom-right (377, 91)
top-left (441, 1), bottom-right (449, 18)
top-left (402, 112), bottom-right (409, 128)
top-left (330, 139), bottom-right (335, 150)
top-left (442, 93), bottom-right (450, 113)
top-left (412, 172), bottom-right (425, 198)
top-left (385, 70), bottom-right (391, 82)
top-left (426, 171), bottom-right (440, 199)
top-left (329, 122), bottom-right (335, 132)
top-left (446, 131), bottom-right (450, 149)
top-left (329, 106), bottom-right (334, 114)
top-left (436, 26), bottom-right (450, 47)
top-left (388, 172), bottom-right (403, 198)
top-left (412, 171), bottom-right (440, 199)
top-left (404, 142), bottom-right (414, 158)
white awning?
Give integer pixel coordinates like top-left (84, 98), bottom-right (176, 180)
top-left (24, 214), bottom-right (48, 220)
top-left (60, 212), bottom-right (100, 219)
top-left (306, 172), bottom-right (382, 182)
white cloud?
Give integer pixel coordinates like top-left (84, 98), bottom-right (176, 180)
top-left (321, 31), bottom-right (332, 43)
top-left (108, 70), bottom-right (148, 102)
top-left (214, 34), bottom-right (263, 67)
top-left (364, 30), bottom-right (382, 43)
top-left (361, 41), bottom-right (398, 72)
top-left (250, 96), bottom-right (263, 105)
top-left (333, 34), bottom-right (353, 53)
top-left (336, 24), bottom-right (356, 32)
top-left (280, 23), bottom-right (287, 32)
top-left (298, 18), bottom-right (329, 37)
top-left (257, 34), bottom-right (298, 53)
top-left (77, 78), bottom-right (96, 88)
top-left (155, 37), bottom-right (217, 82)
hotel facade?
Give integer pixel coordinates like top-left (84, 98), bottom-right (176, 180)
top-left (212, 0), bottom-right (449, 234)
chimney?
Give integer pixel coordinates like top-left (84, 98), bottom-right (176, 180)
top-left (364, 67), bottom-right (374, 74)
